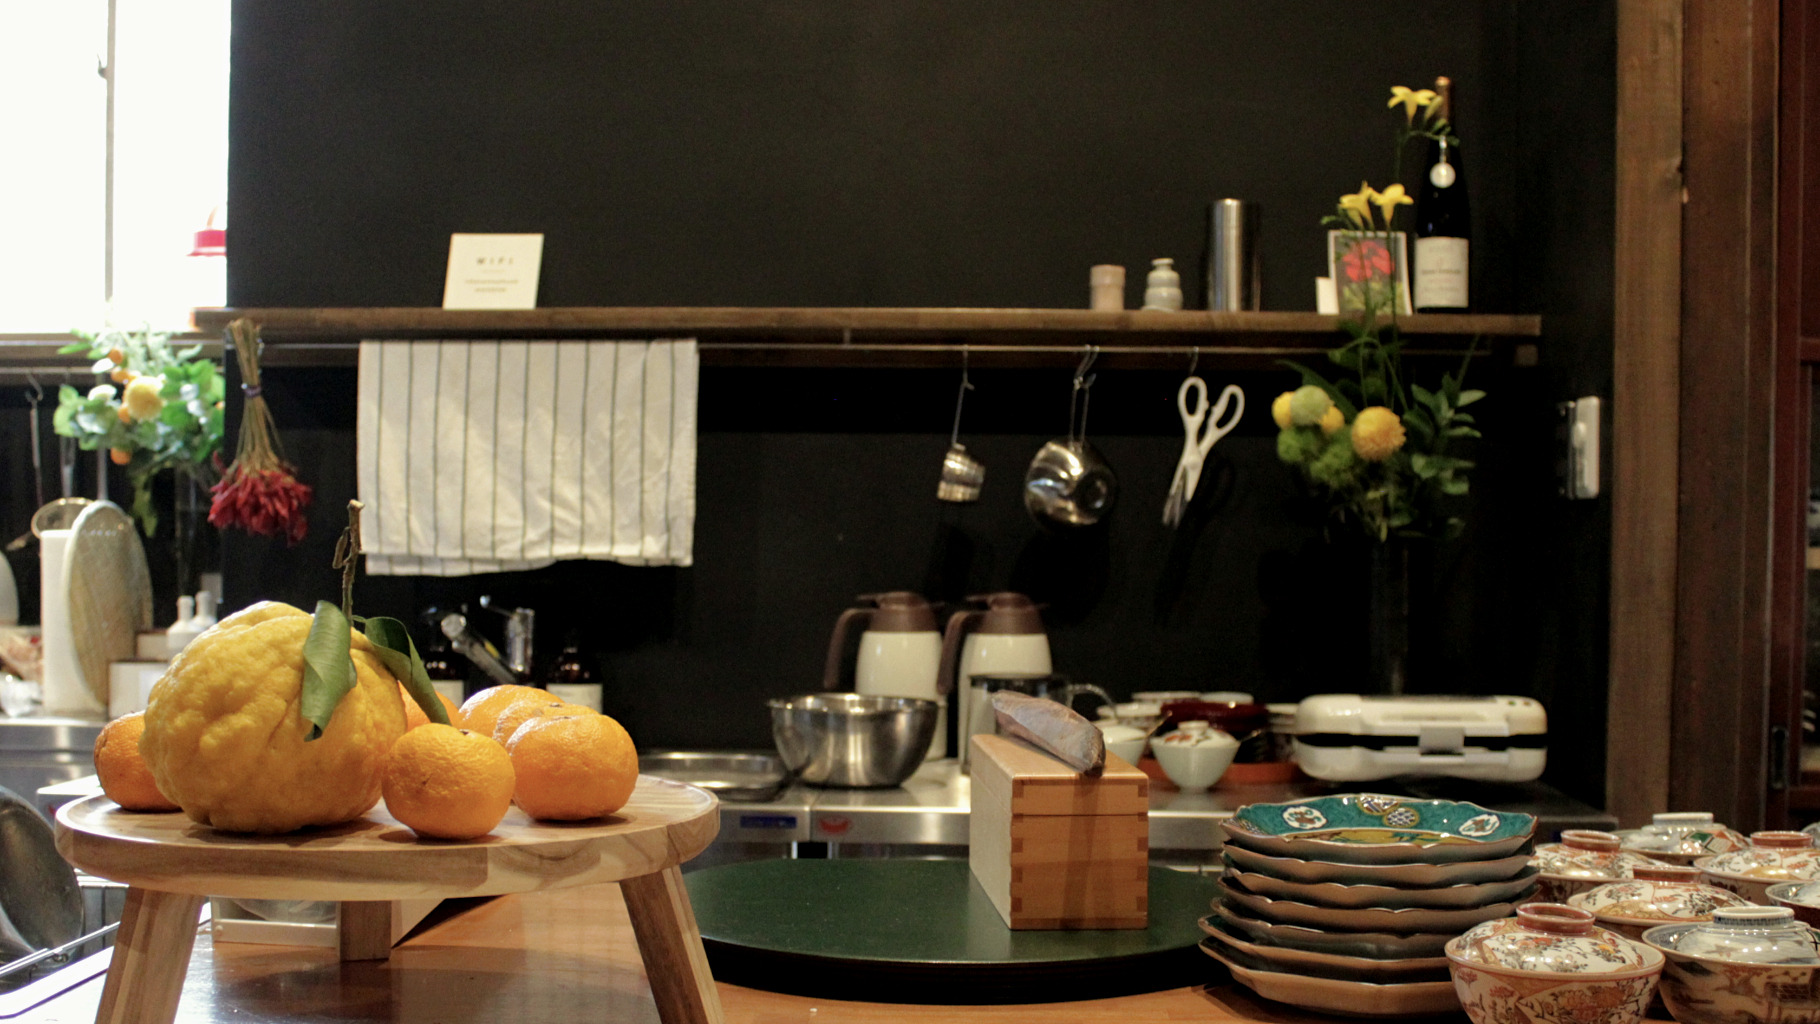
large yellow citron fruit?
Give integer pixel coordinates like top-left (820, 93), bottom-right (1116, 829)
top-left (140, 600), bottom-right (408, 833)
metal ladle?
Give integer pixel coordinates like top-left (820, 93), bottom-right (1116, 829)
top-left (1023, 347), bottom-right (1118, 528)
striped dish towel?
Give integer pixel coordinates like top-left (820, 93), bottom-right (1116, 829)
top-left (355, 339), bottom-right (698, 574)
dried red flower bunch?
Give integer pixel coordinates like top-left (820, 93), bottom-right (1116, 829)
top-left (209, 466), bottom-right (312, 545)
top-left (208, 319), bottom-right (313, 546)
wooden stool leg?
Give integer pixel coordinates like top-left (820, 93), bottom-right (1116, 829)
top-left (621, 866), bottom-right (725, 1024)
top-left (94, 887), bottom-right (205, 1024)
top-left (337, 901), bottom-right (395, 962)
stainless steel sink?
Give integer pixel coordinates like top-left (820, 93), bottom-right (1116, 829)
top-left (640, 751), bottom-right (791, 802)
top-left (0, 875), bottom-right (129, 1019)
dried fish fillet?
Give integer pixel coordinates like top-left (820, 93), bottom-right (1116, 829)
top-left (990, 690), bottom-right (1106, 774)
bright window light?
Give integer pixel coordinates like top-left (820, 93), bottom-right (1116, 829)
top-left (0, 1), bottom-right (228, 335)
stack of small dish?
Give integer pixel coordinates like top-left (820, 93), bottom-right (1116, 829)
top-left (1201, 794), bottom-right (1538, 1018)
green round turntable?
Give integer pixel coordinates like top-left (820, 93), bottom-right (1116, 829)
top-left (683, 859), bottom-right (1223, 1003)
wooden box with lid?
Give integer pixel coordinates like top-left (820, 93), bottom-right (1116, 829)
top-left (967, 733), bottom-right (1149, 930)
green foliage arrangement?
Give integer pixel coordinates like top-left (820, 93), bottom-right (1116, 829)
top-left (53, 324), bottom-right (226, 534)
top-left (1272, 84), bottom-right (1483, 542)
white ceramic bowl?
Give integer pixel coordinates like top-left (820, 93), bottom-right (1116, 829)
top-left (1149, 731), bottom-right (1238, 792)
top-left (1447, 907), bottom-right (1663, 1024)
top-left (1644, 921), bottom-right (1820, 1024)
top-left (1092, 722), bottom-right (1147, 767)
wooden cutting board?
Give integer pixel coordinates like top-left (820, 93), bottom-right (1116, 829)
top-left (63, 501), bottom-right (152, 708)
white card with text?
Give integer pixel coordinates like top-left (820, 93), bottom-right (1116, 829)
top-left (442, 233), bottom-right (544, 309)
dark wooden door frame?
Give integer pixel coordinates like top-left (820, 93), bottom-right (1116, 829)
top-left (1609, 0), bottom-right (1779, 830)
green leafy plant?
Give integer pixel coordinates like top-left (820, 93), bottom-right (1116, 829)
top-left (53, 324), bottom-right (226, 534)
top-left (299, 502), bottom-right (449, 741)
top-left (1273, 84), bottom-right (1482, 541)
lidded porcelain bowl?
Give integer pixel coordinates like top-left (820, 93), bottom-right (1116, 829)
top-left (1568, 864), bottom-right (1756, 941)
top-left (1698, 831), bottom-right (1820, 904)
top-left (1616, 812), bottom-right (1749, 865)
top-left (1532, 830), bottom-right (1667, 902)
top-left (1446, 904), bottom-right (1663, 1024)
top-left (1769, 880), bottom-right (1820, 928)
top-left (1643, 908), bottom-right (1820, 1024)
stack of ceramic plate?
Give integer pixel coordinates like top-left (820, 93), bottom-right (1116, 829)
top-left (1200, 794), bottom-right (1538, 1018)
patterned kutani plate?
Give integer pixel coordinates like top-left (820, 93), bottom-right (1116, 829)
top-left (1201, 941), bottom-right (1462, 1017)
top-left (1220, 875), bottom-right (1522, 935)
top-left (1224, 859), bottom-right (1541, 910)
top-left (1198, 916), bottom-right (1452, 983)
top-left (1210, 898), bottom-right (1458, 960)
top-left (1221, 840), bottom-right (1535, 888)
top-left (1222, 794), bottom-right (1535, 865)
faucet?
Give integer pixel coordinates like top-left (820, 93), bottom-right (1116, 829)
top-left (438, 612), bottom-right (519, 688)
top-left (478, 596), bottom-right (535, 678)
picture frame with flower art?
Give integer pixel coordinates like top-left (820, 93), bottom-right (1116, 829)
top-left (1327, 229), bottom-right (1412, 315)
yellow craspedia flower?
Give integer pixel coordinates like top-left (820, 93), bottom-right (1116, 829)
top-left (1351, 406), bottom-right (1407, 462)
top-left (1271, 391), bottom-right (1296, 430)
top-left (122, 375), bottom-right (165, 421)
top-left (140, 600), bottom-right (408, 833)
top-left (1319, 405), bottom-right (1345, 436)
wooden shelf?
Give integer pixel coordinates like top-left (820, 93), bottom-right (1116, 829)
top-left (177, 307), bottom-right (1541, 370)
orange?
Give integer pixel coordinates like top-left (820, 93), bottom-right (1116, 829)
top-left (491, 697), bottom-right (592, 746)
top-left (506, 714), bottom-right (638, 821)
top-left (381, 724), bottom-right (515, 840)
top-left (457, 684), bottom-right (553, 738)
top-left (94, 712), bottom-right (179, 811)
top-left (108, 448), bottom-right (131, 465)
top-left (400, 685), bottom-right (460, 731)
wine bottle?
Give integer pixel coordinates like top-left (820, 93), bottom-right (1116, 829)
top-left (1414, 76), bottom-right (1470, 312)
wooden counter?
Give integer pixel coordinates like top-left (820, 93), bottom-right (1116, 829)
top-left (33, 882), bottom-right (1426, 1024)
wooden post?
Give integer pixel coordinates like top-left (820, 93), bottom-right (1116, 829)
top-left (94, 887), bottom-right (205, 1024)
top-left (621, 866), bottom-right (725, 1024)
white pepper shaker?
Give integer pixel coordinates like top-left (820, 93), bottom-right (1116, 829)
top-left (1142, 258), bottom-right (1183, 311)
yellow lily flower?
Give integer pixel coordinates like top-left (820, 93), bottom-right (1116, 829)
top-left (1371, 182), bottom-right (1413, 222)
top-left (1387, 86), bottom-right (1438, 123)
top-left (1338, 183), bottom-right (1376, 229)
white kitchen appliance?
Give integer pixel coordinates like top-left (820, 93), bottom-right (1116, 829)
top-left (1291, 694), bottom-right (1547, 783)
top-left (823, 592), bottom-right (945, 760)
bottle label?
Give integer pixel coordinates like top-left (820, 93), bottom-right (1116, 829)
top-left (1415, 236), bottom-right (1469, 309)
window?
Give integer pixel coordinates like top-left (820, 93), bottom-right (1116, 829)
top-left (0, 1), bottom-right (229, 334)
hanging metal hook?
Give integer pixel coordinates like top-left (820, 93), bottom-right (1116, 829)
top-left (1188, 346), bottom-right (1200, 376)
top-left (1073, 344), bottom-right (1099, 389)
top-left (949, 346), bottom-right (975, 447)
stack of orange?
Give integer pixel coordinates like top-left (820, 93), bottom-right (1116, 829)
top-left (378, 683), bottom-right (639, 840)
top-left (99, 678), bottom-right (640, 843)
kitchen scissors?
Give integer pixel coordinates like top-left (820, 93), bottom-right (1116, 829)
top-left (1163, 377), bottom-right (1244, 526)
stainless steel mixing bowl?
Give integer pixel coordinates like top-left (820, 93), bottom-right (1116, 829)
top-left (767, 693), bottom-right (939, 788)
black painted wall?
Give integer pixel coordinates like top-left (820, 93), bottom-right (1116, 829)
top-left (200, 0), bottom-right (1615, 803)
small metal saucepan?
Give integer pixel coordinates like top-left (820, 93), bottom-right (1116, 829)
top-left (1025, 348), bottom-right (1117, 528)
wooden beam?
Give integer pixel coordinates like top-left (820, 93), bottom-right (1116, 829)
top-left (1669, 0), bottom-right (1779, 828)
top-left (1607, 0), bottom-right (1684, 828)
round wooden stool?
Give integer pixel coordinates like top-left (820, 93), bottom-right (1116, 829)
top-left (54, 777), bottom-right (723, 1024)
